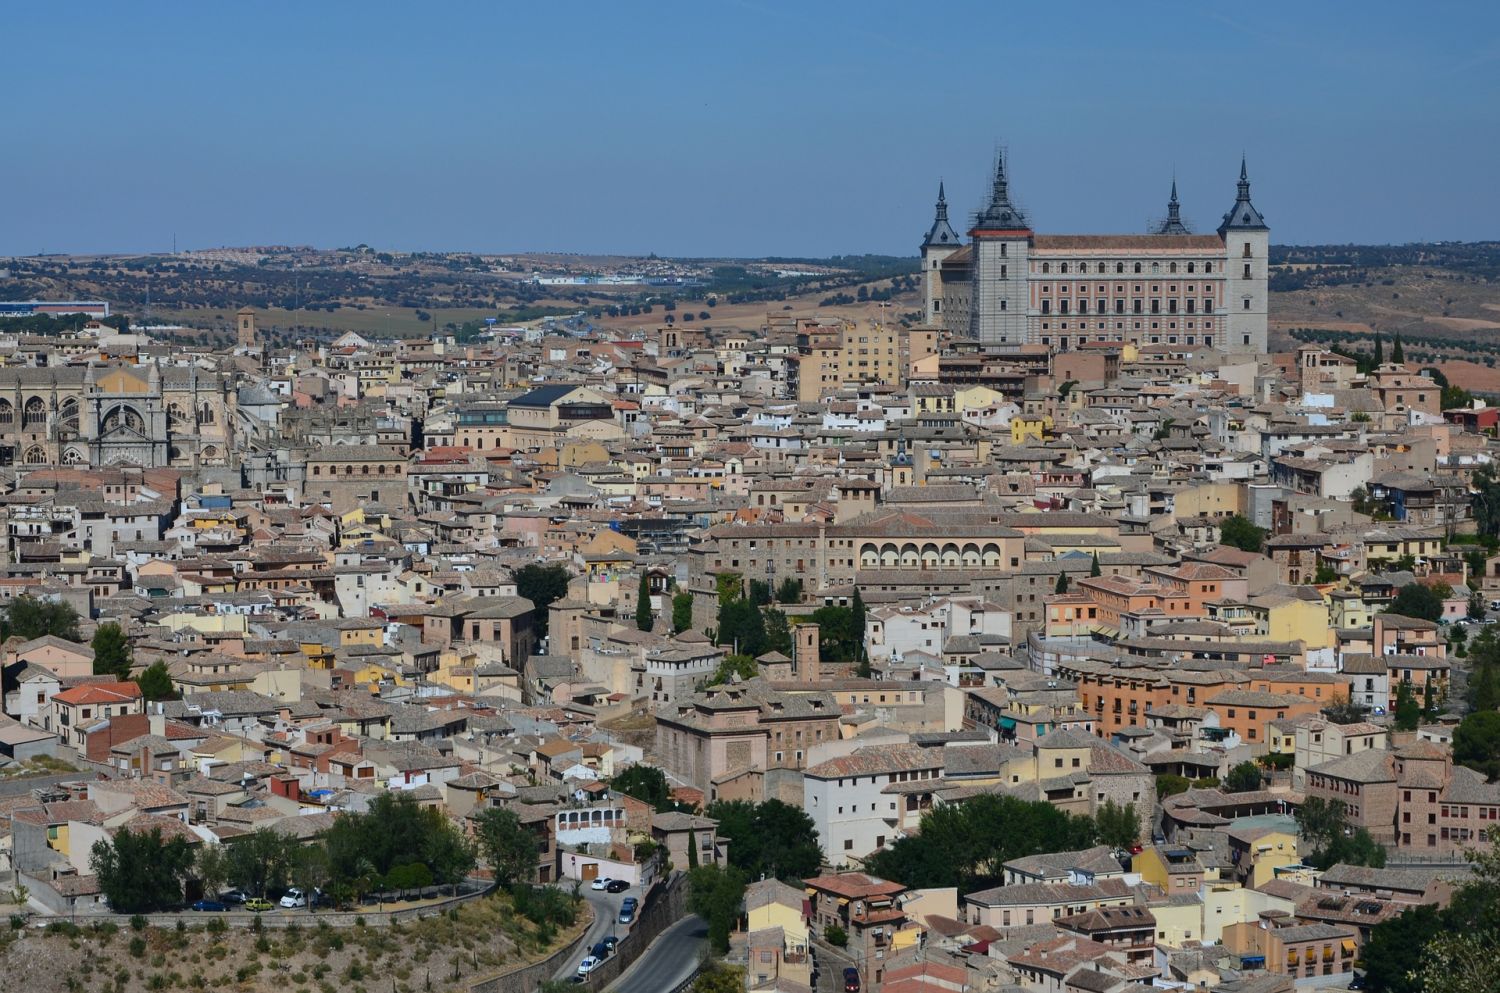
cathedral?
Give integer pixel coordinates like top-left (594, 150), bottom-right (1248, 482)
top-left (0, 361), bottom-right (236, 469)
top-left (921, 153), bottom-right (1269, 355)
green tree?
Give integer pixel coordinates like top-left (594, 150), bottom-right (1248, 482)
top-left (705, 799), bottom-right (823, 882)
top-left (1414, 847), bottom-right (1500, 993)
top-left (90, 826), bottom-right (196, 913)
top-left (1218, 515), bottom-right (1266, 553)
top-left (1224, 761), bottom-right (1263, 793)
top-left (1155, 774), bottom-right (1191, 799)
top-left (1090, 552), bottom-right (1101, 578)
top-left (226, 828), bottom-right (295, 898)
top-left (610, 764), bottom-right (676, 812)
top-left (1321, 690), bottom-right (1366, 725)
top-left (1094, 800), bottom-right (1138, 849)
top-left (423, 815), bottom-right (477, 895)
top-left (634, 573), bottom-right (653, 632)
top-left (687, 864), bottom-right (746, 954)
top-left (715, 572), bottom-right (743, 606)
top-left (1055, 572), bottom-right (1070, 594)
top-left (712, 654), bottom-right (759, 684)
top-left (1314, 563), bottom-right (1338, 584)
top-left (764, 607), bottom-right (792, 656)
top-left (472, 807), bottom-right (536, 886)
top-left (850, 588), bottom-right (867, 669)
top-left (1391, 332), bottom-right (1404, 364)
top-left (809, 605), bottom-right (859, 665)
top-left (135, 659), bottom-right (177, 701)
top-left (91, 622), bottom-right (133, 680)
top-left (748, 580), bottom-right (772, 606)
top-left (717, 598), bottom-right (767, 657)
top-left (2, 595), bottom-right (80, 641)
top-left (823, 924), bottom-right (848, 947)
top-left (513, 563), bottom-right (572, 639)
top-left (1469, 591), bottom-right (1487, 621)
top-left (691, 964), bottom-right (746, 993)
top-left (1363, 904), bottom-right (1442, 993)
top-left (1387, 583), bottom-right (1445, 623)
top-left (1453, 710), bottom-right (1500, 781)
top-left (1372, 333), bottom-right (1384, 366)
top-left (672, 589), bottom-right (694, 634)
top-left (1295, 797), bottom-right (1386, 869)
top-left (1393, 681), bottom-right (1422, 731)
top-left (775, 578), bottom-right (803, 604)
top-left (195, 843), bottom-right (230, 901)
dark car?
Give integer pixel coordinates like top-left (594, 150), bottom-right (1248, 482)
top-left (191, 899), bottom-right (228, 912)
top-left (619, 897), bottom-right (639, 924)
top-left (591, 941), bottom-right (610, 960)
top-left (602, 935), bottom-right (618, 953)
top-left (844, 967), bottom-right (860, 993)
top-left (605, 879), bottom-right (629, 893)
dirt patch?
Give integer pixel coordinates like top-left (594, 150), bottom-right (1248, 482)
top-left (0, 891), bottom-right (587, 993)
top-left (1436, 360), bottom-right (1500, 394)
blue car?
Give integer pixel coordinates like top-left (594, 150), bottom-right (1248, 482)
top-left (618, 897), bottom-right (638, 924)
top-left (191, 899), bottom-right (228, 912)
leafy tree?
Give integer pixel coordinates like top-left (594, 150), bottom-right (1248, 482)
top-left (610, 764), bottom-right (677, 812)
top-left (851, 588), bottom-right (867, 668)
top-left (711, 654), bottom-right (759, 684)
top-left (91, 622), bottom-right (133, 680)
top-left (775, 578), bottom-right (803, 604)
top-left (195, 843), bottom-right (230, 900)
top-left (1295, 797), bottom-right (1386, 869)
top-left (1094, 800), bottom-right (1138, 849)
top-left (1218, 515), bottom-right (1266, 553)
top-left (764, 607), bottom-right (792, 657)
top-left (1155, 774), bottom-right (1191, 799)
top-left (1469, 591), bottom-right (1487, 621)
top-left (1315, 563), bottom-right (1338, 584)
top-left (422, 815), bottom-right (477, 894)
top-left (687, 864), bottom-right (746, 954)
top-left (1393, 681), bottom-right (1421, 731)
top-left (1413, 847), bottom-right (1500, 993)
top-left (1055, 572), bottom-right (1070, 594)
top-left (1387, 583), bottom-right (1444, 623)
top-left (513, 563), bottom-right (572, 639)
top-left (1453, 710), bottom-right (1500, 781)
top-left (716, 598), bottom-right (767, 657)
top-left (226, 828), bottom-right (295, 898)
top-left (823, 924), bottom-right (848, 947)
top-left (1363, 903), bottom-right (1444, 993)
top-left (2, 595), bottom-right (80, 641)
top-left (634, 573), bottom-right (653, 632)
top-left (672, 589), bottom-right (694, 634)
top-left (865, 793), bottom-right (1098, 891)
top-left (1471, 464), bottom-right (1500, 539)
top-left (705, 799), bottom-right (823, 882)
top-left (748, 580), bottom-right (772, 606)
top-left (715, 572), bottom-right (743, 606)
top-left (1224, 761), bottom-right (1263, 793)
top-left (90, 826), bottom-right (196, 913)
top-left (809, 605), bottom-right (859, 665)
top-left (135, 659), bottom-right (177, 701)
top-left (1321, 691), bottom-right (1366, 725)
top-left (1090, 552), bottom-right (1101, 578)
top-left (691, 964), bottom-right (746, 993)
top-left (472, 807), bottom-right (536, 886)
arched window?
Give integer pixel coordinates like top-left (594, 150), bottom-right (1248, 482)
top-left (23, 397), bottom-right (46, 428)
top-left (1060, 262), bottom-right (1068, 274)
top-left (201, 446), bottom-right (218, 461)
top-left (1134, 263), bottom-right (1142, 274)
top-left (61, 448), bottom-right (85, 466)
top-left (1116, 263), bottom-right (1124, 274)
top-left (1187, 262), bottom-right (1195, 273)
top-left (1169, 262), bottom-right (1177, 274)
top-left (1098, 263), bottom-right (1106, 274)
top-left (59, 397), bottom-right (79, 432)
top-left (1151, 262), bottom-right (1160, 274)
top-left (313, 466), bottom-right (321, 476)
top-left (198, 403), bottom-right (215, 425)
top-left (1205, 262), bottom-right (1213, 273)
top-left (361, 465), bottom-right (370, 475)
top-left (102, 406), bottom-right (143, 434)
top-left (1041, 262), bottom-right (1050, 274)
top-left (168, 403), bottom-right (187, 428)
top-left (0, 399), bottom-right (13, 426)
top-left (23, 446), bottom-right (47, 465)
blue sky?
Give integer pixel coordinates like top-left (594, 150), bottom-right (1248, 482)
top-left (3, 1), bottom-right (1497, 257)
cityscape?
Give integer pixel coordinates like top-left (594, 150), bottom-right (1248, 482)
top-left (0, 6), bottom-right (1498, 993)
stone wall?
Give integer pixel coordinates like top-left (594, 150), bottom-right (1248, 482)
top-left (579, 873), bottom-right (690, 992)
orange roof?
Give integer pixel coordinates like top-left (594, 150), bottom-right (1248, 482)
top-left (53, 682), bottom-right (141, 705)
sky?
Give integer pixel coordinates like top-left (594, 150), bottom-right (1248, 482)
top-left (2, 1), bottom-right (1498, 258)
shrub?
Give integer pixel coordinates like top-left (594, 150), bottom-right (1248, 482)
top-left (354, 915), bottom-right (365, 928)
top-left (128, 936), bottom-right (148, 958)
top-left (205, 917), bottom-right (226, 936)
top-left (130, 914), bottom-right (148, 931)
top-left (824, 924), bottom-right (848, 947)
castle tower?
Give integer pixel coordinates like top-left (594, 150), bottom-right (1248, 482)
top-left (236, 307), bottom-right (257, 348)
top-left (968, 151), bottom-right (1033, 350)
top-left (1156, 179), bottom-right (1191, 235)
top-left (1218, 157), bottom-right (1269, 355)
top-left (920, 182), bottom-right (961, 326)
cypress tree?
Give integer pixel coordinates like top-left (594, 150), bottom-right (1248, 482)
top-left (1090, 552), bottom-right (1101, 577)
top-left (1391, 333), bottom-right (1404, 365)
top-left (1372, 334), bottom-right (1383, 366)
top-left (635, 573), bottom-right (653, 631)
top-left (1055, 572), bottom-right (1070, 594)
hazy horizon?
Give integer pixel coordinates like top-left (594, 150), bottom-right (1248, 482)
top-left (3, 1), bottom-right (1497, 259)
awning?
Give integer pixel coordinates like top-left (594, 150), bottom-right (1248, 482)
top-left (1304, 947), bottom-right (1317, 963)
top-left (1323, 946), bottom-right (1335, 961)
top-left (1287, 951), bottom-right (1299, 967)
top-left (1341, 940), bottom-right (1356, 955)
top-left (999, 717), bottom-right (1017, 730)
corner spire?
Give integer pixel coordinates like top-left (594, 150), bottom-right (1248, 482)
top-left (972, 149), bottom-right (1028, 232)
top-left (920, 179), bottom-right (960, 250)
top-left (1219, 155), bottom-right (1267, 234)
top-left (1157, 177), bottom-right (1190, 235)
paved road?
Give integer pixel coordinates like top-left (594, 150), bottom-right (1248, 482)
top-left (553, 885), bottom-right (630, 982)
top-left (609, 913), bottom-right (705, 993)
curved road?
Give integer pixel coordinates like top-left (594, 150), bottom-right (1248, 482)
top-left (553, 887), bottom-right (629, 982)
top-left (608, 913), bottom-right (706, 993)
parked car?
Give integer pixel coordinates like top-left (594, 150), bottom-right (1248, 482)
top-left (591, 942), bottom-right (610, 960)
top-left (576, 956), bottom-right (600, 977)
top-left (605, 879), bottom-right (629, 893)
top-left (618, 897), bottom-right (638, 924)
top-left (221, 889), bottom-right (249, 904)
top-left (191, 899), bottom-right (228, 912)
top-left (280, 887), bottom-right (314, 908)
top-left (590, 877), bottom-right (612, 891)
top-left (844, 967), bottom-right (861, 993)
top-left (244, 898), bottom-right (274, 913)
top-left (602, 935), bottom-right (618, 953)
